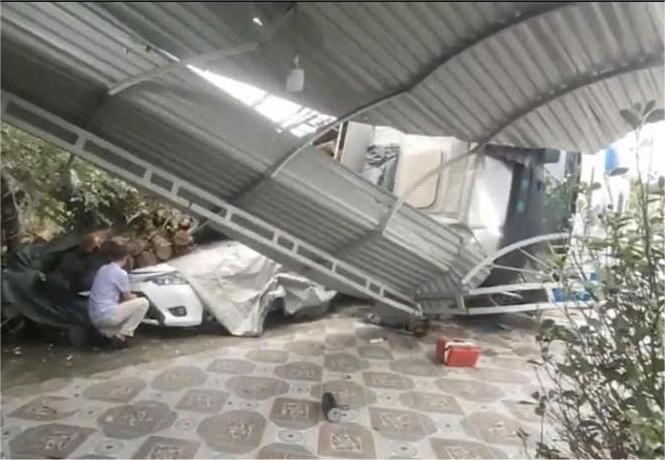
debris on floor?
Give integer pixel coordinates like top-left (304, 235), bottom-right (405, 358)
top-left (321, 391), bottom-right (340, 422)
top-left (363, 307), bottom-right (430, 337)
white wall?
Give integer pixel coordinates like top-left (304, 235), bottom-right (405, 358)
top-left (394, 135), bottom-right (450, 209)
top-left (339, 122), bottom-right (374, 173)
top-left (339, 123), bottom-right (516, 254)
top-left (342, 123), bottom-right (495, 222)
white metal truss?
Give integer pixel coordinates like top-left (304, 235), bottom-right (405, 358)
top-left (461, 233), bottom-right (569, 287)
top-left (448, 233), bottom-right (592, 315)
top-left (455, 285), bottom-right (585, 316)
top-left (1, 90), bottom-right (422, 318)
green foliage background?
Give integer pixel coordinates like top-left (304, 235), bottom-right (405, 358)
top-left (1, 122), bottom-right (159, 241)
top-left (526, 103), bottom-right (664, 459)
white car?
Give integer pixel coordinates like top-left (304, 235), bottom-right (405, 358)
top-left (129, 264), bottom-right (204, 327)
top-left (129, 241), bottom-right (336, 336)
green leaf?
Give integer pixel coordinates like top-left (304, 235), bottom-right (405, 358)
top-left (620, 109), bottom-right (641, 129)
top-left (644, 100), bottom-right (656, 115)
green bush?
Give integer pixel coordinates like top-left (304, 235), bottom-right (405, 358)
top-left (525, 103), bottom-right (664, 458)
top-left (1, 123), bottom-right (163, 241)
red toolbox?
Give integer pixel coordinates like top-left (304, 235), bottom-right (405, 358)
top-left (435, 337), bottom-right (480, 367)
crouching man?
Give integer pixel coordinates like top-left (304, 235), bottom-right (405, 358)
top-left (88, 241), bottom-right (149, 345)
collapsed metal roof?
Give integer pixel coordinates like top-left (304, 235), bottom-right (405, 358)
top-left (1, 2), bottom-right (663, 315)
top-left (3, 2), bottom-right (664, 155)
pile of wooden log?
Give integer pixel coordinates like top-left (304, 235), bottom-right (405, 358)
top-left (110, 207), bottom-right (197, 268)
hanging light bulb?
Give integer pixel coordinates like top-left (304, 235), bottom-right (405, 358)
top-left (286, 54), bottom-right (304, 92)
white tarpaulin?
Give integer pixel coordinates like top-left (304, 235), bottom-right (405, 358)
top-left (169, 241), bottom-right (336, 336)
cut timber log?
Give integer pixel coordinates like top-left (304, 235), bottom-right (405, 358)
top-left (137, 251), bottom-right (158, 267)
top-left (173, 230), bottom-right (192, 247)
top-left (153, 235), bottom-right (173, 261)
top-left (127, 239), bottom-right (144, 256)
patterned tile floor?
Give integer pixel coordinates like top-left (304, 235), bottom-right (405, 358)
top-left (0, 305), bottom-right (546, 459)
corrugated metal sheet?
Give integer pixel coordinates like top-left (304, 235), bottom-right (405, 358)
top-left (1, 2), bottom-right (663, 310)
top-left (398, 2), bottom-right (665, 153)
top-left (3, 3), bottom-right (662, 154)
top-left (288, 2), bottom-right (664, 154)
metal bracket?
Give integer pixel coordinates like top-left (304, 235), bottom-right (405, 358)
top-left (108, 43), bottom-right (261, 96)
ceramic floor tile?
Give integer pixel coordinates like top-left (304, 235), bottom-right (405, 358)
top-left (1, 309), bottom-right (544, 458)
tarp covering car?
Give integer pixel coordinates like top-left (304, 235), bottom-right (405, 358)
top-left (169, 241), bottom-right (336, 336)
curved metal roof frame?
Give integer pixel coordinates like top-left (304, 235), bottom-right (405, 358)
top-left (233, 2), bottom-right (663, 201)
top-left (4, 3), bottom-right (661, 160)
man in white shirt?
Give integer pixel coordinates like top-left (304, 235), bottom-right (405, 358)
top-left (88, 242), bottom-right (149, 344)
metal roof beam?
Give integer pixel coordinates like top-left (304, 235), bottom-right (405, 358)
top-left (231, 2), bottom-right (574, 205)
top-left (107, 4), bottom-right (296, 96)
top-left (108, 43), bottom-right (261, 96)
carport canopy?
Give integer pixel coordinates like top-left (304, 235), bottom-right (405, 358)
top-left (2, 2), bottom-right (663, 177)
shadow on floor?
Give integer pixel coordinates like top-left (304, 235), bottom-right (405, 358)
top-left (1, 298), bottom-right (538, 389)
top-left (0, 303), bottom-right (342, 389)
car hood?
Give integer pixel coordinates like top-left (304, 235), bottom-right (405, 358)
top-left (130, 263), bottom-right (177, 281)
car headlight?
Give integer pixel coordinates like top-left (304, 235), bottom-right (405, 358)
top-left (147, 272), bottom-right (188, 286)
